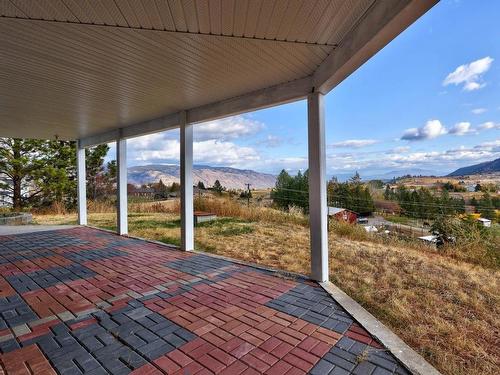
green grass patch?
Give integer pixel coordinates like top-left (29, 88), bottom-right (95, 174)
top-left (195, 217), bottom-right (255, 236)
top-left (158, 236), bottom-right (181, 247)
top-left (90, 224), bottom-right (116, 231)
top-left (212, 224), bottom-right (254, 236)
top-left (131, 219), bottom-right (180, 229)
top-left (195, 217), bottom-right (252, 228)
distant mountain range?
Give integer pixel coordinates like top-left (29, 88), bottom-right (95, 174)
top-left (128, 164), bottom-right (276, 189)
top-left (447, 158), bottom-right (500, 176)
top-left (128, 159), bottom-right (500, 189)
top-left (332, 168), bottom-right (438, 182)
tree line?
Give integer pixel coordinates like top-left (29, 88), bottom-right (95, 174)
top-left (0, 138), bottom-right (111, 210)
top-left (471, 193), bottom-right (499, 220)
top-left (271, 170), bottom-right (375, 215)
top-left (384, 185), bottom-right (466, 219)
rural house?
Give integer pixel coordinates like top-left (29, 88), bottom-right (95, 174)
top-left (328, 207), bottom-right (358, 224)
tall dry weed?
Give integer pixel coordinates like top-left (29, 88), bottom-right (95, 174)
top-left (193, 196), bottom-right (308, 225)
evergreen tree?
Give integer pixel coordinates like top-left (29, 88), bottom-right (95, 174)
top-left (492, 195), bottom-right (500, 209)
top-left (197, 181), bottom-right (206, 190)
top-left (39, 139), bottom-right (77, 207)
top-left (0, 139), bottom-right (110, 209)
top-left (271, 170), bottom-right (293, 210)
top-left (350, 171), bottom-right (361, 185)
top-left (393, 185), bottom-right (466, 220)
top-left (327, 179), bottom-right (374, 215)
top-left (470, 196), bottom-right (478, 211)
top-left (0, 138), bottom-right (47, 210)
top-left (153, 179), bottom-right (169, 198)
top-left (271, 169), bottom-right (309, 212)
top-left (86, 145), bottom-right (110, 200)
top-left (478, 193), bottom-right (495, 220)
top-left (212, 180), bottom-right (224, 194)
top-left (240, 190), bottom-right (252, 199)
top-left (170, 182), bottom-right (180, 193)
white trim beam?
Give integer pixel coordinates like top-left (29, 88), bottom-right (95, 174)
top-left (121, 113), bottom-right (179, 140)
top-left (117, 136), bottom-right (128, 235)
top-left (313, 0), bottom-right (437, 94)
top-left (187, 76), bottom-right (312, 124)
top-left (80, 113), bottom-right (179, 148)
top-left (180, 111), bottom-right (194, 251)
top-left (80, 129), bottom-right (119, 148)
top-left (79, 76), bottom-right (312, 147)
top-left (76, 140), bottom-right (87, 226)
top-left (308, 92), bottom-right (328, 282)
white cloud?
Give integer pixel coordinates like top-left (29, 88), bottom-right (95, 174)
top-left (325, 140), bottom-right (499, 176)
top-left (448, 122), bottom-right (474, 136)
top-left (391, 146), bottom-right (410, 153)
top-left (130, 139), bottom-right (180, 161)
top-left (194, 115), bottom-right (265, 141)
top-left (401, 120), bottom-right (447, 141)
top-left (264, 157), bottom-right (307, 171)
top-left (475, 139), bottom-right (500, 152)
top-left (443, 56), bottom-right (493, 91)
top-left (117, 114), bottom-right (268, 168)
top-left (129, 139), bottom-right (260, 166)
top-left (478, 121), bottom-right (500, 130)
top-left (258, 135), bottom-right (284, 147)
top-left (471, 108), bottom-right (487, 114)
top-left (128, 133), bottom-right (178, 152)
top-left (124, 131), bottom-right (261, 168)
top-left (330, 139), bottom-right (378, 148)
top-left (194, 140), bottom-right (260, 165)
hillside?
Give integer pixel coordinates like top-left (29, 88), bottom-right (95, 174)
top-left (128, 164), bottom-right (276, 189)
top-left (447, 158), bottom-right (500, 176)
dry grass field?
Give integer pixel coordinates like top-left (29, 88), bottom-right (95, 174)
top-left (34, 198), bottom-right (499, 375)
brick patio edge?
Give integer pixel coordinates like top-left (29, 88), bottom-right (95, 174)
top-left (319, 281), bottom-right (442, 375)
top-left (85, 225), bottom-right (310, 281)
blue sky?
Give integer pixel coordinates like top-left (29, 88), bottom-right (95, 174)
top-left (114, 0), bottom-right (499, 180)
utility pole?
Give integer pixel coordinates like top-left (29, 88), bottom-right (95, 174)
top-left (245, 183), bottom-right (251, 207)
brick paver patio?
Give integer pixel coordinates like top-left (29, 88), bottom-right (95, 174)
top-left (0, 227), bottom-right (410, 374)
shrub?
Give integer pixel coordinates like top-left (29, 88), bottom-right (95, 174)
top-left (431, 216), bottom-right (499, 268)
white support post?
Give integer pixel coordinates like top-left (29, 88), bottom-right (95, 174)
top-left (76, 140), bottom-right (87, 226)
top-left (308, 92), bottom-right (329, 282)
top-left (117, 135), bottom-right (128, 235)
top-left (180, 111), bottom-right (194, 251)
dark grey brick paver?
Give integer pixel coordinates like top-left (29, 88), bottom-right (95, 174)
top-left (102, 302), bottom-right (196, 358)
top-left (0, 294), bottom-right (38, 327)
top-left (62, 247), bottom-right (128, 263)
top-left (309, 339), bottom-right (412, 375)
top-left (165, 253), bottom-right (239, 281)
top-left (6, 264), bottom-right (96, 293)
top-left (265, 283), bottom-right (354, 334)
top-left (0, 231), bottom-right (87, 257)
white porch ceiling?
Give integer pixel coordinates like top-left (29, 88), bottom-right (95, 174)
top-left (0, 0), bottom-right (436, 141)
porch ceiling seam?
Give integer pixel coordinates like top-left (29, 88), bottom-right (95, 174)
top-left (0, 15), bottom-right (337, 47)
